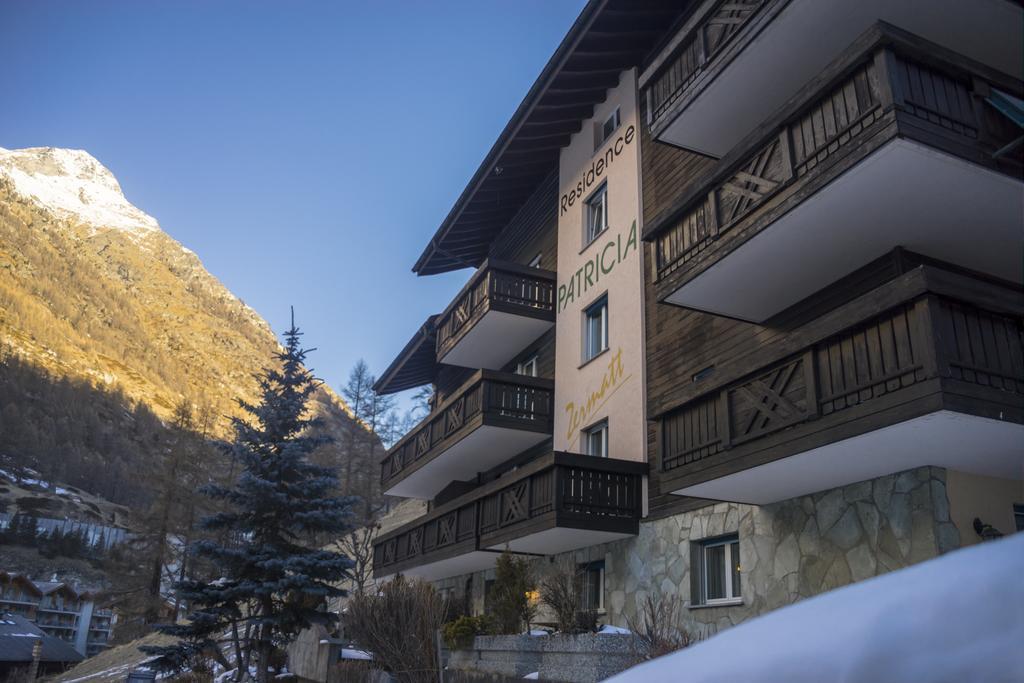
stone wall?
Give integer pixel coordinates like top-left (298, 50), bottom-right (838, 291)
top-left (437, 467), bottom-right (960, 635)
top-left (448, 634), bottom-right (637, 683)
top-left (600, 466), bottom-right (959, 631)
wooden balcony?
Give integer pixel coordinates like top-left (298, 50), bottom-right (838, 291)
top-left (640, 0), bottom-right (1022, 156)
top-left (645, 26), bottom-right (1023, 322)
top-left (373, 452), bottom-right (646, 581)
top-left (656, 266), bottom-right (1024, 504)
top-left (380, 371), bottom-right (554, 499)
top-left (435, 260), bottom-right (556, 370)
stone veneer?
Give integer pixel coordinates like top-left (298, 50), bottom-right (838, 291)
top-left (437, 466), bottom-right (960, 633)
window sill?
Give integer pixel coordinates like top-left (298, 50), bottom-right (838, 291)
top-left (688, 598), bottom-right (744, 610)
top-left (580, 227), bottom-right (610, 255)
top-left (578, 347), bottom-right (610, 370)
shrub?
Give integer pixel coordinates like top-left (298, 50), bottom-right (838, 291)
top-left (625, 594), bottom-right (702, 662)
top-left (487, 550), bottom-right (537, 635)
top-left (442, 615), bottom-right (490, 650)
top-left (342, 575), bottom-right (447, 683)
top-left (538, 561), bottom-right (596, 634)
top-left (327, 659), bottom-right (375, 683)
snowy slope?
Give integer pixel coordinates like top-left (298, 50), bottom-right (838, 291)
top-left (0, 146), bottom-right (160, 233)
top-left (607, 534), bottom-right (1024, 683)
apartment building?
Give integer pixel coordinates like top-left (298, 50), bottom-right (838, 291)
top-left (0, 572), bottom-right (114, 657)
top-left (371, 0), bottom-right (1023, 632)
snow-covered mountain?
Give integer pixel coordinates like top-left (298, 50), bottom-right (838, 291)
top-left (0, 146), bottom-right (368, 506)
top-left (0, 147), bottom-right (160, 234)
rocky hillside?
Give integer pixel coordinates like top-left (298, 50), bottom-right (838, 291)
top-left (0, 146), bottom-right (370, 508)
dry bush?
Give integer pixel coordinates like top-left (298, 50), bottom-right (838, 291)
top-left (625, 594), bottom-right (702, 661)
top-left (327, 659), bottom-right (375, 683)
top-left (342, 575), bottom-right (447, 683)
top-left (538, 561), bottom-right (595, 634)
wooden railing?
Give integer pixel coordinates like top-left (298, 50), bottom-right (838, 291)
top-left (380, 370), bottom-right (554, 489)
top-left (374, 452), bottom-right (646, 576)
top-left (650, 37), bottom-right (1022, 289)
top-left (643, 0), bottom-right (767, 130)
top-left (435, 260), bottom-right (556, 362)
top-left (661, 291), bottom-right (1024, 474)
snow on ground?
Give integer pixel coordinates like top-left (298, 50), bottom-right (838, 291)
top-left (597, 625), bottom-right (630, 635)
top-left (0, 147), bottom-right (160, 233)
top-left (606, 534), bottom-right (1024, 683)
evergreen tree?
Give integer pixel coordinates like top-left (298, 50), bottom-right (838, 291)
top-left (143, 314), bottom-right (355, 681)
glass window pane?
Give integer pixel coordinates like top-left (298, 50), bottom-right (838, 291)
top-left (705, 544), bottom-right (726, 600)
top-left (730, 541), bottom-right (741, 597)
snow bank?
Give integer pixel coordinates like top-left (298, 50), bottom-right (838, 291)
top-left (598, 625), bottom-right (630, 635)
top-left (606, 534), bottom-right (1024, 683)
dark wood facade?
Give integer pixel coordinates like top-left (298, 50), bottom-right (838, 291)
top-left (639, 18), bottom-right (1023, 516)
top-left (380, 370), bottom-right (555, 494)
top-left (374, 452), bottom-right (647, 578)
top-left (657, 265), bottom-right (1024, 494)
top-left (646, 26), bottom-right (1023, 302)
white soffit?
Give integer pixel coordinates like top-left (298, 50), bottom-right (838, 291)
top-left (665, 140), bottom-right (1024, 321)
top-left (383, 426), bottom-right (549, 499)
top-left (659, 0), bottom-right (1023, 155)
top-left (440, 310), bottom-right (553, 370)
top-left (676, 411), bottom-right (1024, 505)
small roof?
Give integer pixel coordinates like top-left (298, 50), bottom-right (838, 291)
top-left (373, 316), bottom-right (439, 395)
top-left (0, 614), bottom-right (84, 663)
top-left (0, 572), bottom-right (42, 597)
top-left (413, 0), bottom-right (689, 276)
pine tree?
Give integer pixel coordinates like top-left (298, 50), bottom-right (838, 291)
top-left (143, 314), bottom-right (356, 681)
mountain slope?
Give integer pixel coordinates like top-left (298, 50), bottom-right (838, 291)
top-left (0, 146), bottom-right (369, 507)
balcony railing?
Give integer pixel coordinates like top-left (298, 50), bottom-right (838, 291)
top-left (646, 28), bottom-right (1023, 319)
top-left (643, 0), bottom-right (767, 132)
top-left (434, 260), bottom-right (556, 369)
top-left (657, 268), bottom-right (1023, 499)
top-left (380, 370), bottom-right (554, 497)
top-left (374, 452), bottom-right (646, 578)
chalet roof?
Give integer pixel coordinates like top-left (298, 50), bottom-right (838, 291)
top-left (0, 614), bottom-right (84, 663)
top-left (373, 316), bottom-right (438, 395)
top-left (0, 573), bottom-right (42, 598)
top-left (413, 0), bottom-right (690, 276)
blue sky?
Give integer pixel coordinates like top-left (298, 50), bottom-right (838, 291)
top-left (0, 0), bottom-right (586, 409)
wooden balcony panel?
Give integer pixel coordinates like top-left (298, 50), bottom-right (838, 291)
top-left (380, 370), bottom-right (554, 499)
top-left (647, 29), bottom-right (1023, 321)
top-left (640, 1), bottom-right (1022, 155)
top-left (435, 260), bottom-right (556, 370)
top-left (657, 273), bottom-right (1024, 503)
top-left (373, 453), bottom-right (646, 580)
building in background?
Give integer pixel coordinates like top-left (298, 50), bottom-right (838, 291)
top-left (369, 0), bottom-right (1023, 634)
top-left (0, 572), bottom-right (115, 657)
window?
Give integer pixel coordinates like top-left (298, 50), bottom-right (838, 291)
top-left (516, 355), bottom-right (538, 377)
top-left (528, 252), bottom-right (543, 268)
top-left (693, 535), bottom-right (742, 606)
top-left (595, 108), bottom-right (621, 148)
top-left (578, 560), bottom-right (605, 611)
top-left (1015, 504), bottom-right (1024, 532)
top-left (582, 295), bottom-right (608, 362)
top-left (583, 420), bottom-right (608, 458)
top-left (584, 184), bottom-right (608, 246)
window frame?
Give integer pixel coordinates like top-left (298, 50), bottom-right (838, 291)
top-left (596, 107), bottom-right (621, 149)
top-left (697, 535), bottom-right (742, 606)
top-left (583, 183), bottom-right (609, 248)
top-left (516, 354), bottom-right (539, 378)
top-left (581, 294), bottom-right (609, 364)
top-left (582, 419), bottom-right (609, 458)
top-left (578, 560), bottom-right (606, 612)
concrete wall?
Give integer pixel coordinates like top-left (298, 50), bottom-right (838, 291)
top-left (553, 69), bottom-right (646, 464)
top-left (448, 633), bottom-right (637, 683)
